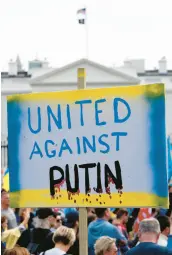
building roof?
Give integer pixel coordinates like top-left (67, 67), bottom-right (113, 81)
top-left (138, 70), bottom-right (172, 76)
top-left (1, 71), bottom-right (31, 78)
top-left (30, 58), bottom-right (140, 85)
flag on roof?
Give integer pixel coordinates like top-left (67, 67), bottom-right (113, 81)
top-left (77, 8), bottom-right (86, 24)
top-left (77, 8), bottom-right (86, 15)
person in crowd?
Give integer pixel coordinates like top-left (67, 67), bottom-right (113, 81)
top-left (126, 218), bottom-right (169, 254)
top-left (94, 236), bottom-right (118, 255)
top-left (64, 210), bottom-right (79, 255)
top-left (1, 216), bottom-right (8, 254)
top-left (56, 214), bottom-right (62, 228)
top-left (50, 213), bottom-right (62, 233)
top-left (113, 209), bottom-right (129, 239)
top-left (167, 186), bottom-right (172, 217)
top-left (1, 188), bottom-right (7, 195)
top-left (168, 221), bottom-right (172, 251)
top-left (88, 208), bottom-right (128, 255)
top-left (88, 208), bottom-right (96, 217)
top-left (17, 208), bottom-right (55, 254)
top-left (14, 209), bottom-right (21, 225)
top-left (2, 216), bottom-right (8, 231)
top-left (88, 214), bottom-right (97, 226)
top-left (126, 209), bottom-right (140, 235)
top-left (113, 209), bottom-right (120, 215)
top-left (152, 208), bottom-right (160, 218)
top-left (126, 209), bottom-right (140, 245)
top-left (1, 191), bottom-right (17, 229)
top-left (54, 210), bottom-right (65, 222)
top-left (40, 226), bottom-right (76, 255)
top-left (48, 211), bottom-right (57, 233)
top-left (1, 210), bottom-right (30, 249)
top-left (2, 241), bottom-right (6, 255)
top-left (18, 208), bottom-right (35, 229)
top-left (4, 246), bottom-right (30, 255)
top-left (114, 210), bottom-right (140, 249)
top-left (157, 216), bottom-right (171, 247)
top-left (63, 208), bottom-right (78, 216)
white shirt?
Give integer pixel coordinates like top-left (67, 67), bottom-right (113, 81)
top-left (157, 233), bottom-right (168, 247)
top-left (40, 248), bottom-right (66, 255)
top-left (1, 208), bottom-right (17, 229)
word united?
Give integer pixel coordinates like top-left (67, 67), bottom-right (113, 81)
top-left (28, 98), bottom-right (131, 160)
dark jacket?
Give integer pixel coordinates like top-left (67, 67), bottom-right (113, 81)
top-left (126, 242), bottom-right (170, 255)
top-left (17, 228), bottom-right (54, 253)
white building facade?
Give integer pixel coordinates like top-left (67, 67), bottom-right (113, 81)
top-left (1, 57), bottom-right (172, 168)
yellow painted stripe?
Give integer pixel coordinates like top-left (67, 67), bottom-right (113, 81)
top-left (3, 174), bottom-right (9, 191)
top-left (9, 189), bottom-right (168, 208)
top-left (7, 84), bottom-right (164, 103)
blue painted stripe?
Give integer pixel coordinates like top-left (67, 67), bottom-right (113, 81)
top-left (7, 101), bottom-right (22, 192)
top-left (145, 91), bottom-right (168, 197)
top-left (167, 136), bottom-right (172, 182)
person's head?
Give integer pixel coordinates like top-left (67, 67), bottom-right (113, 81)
top-left (88, 214), bottom-right (97, 226)
top-left (95, 208), bottom-right (111, 220)
top-left (64, 211), bottom-right (79, 231)
top-left (116, 209), bottom-right (128, 224)
top-left (113, 209), bottom-right (119, 215)
top-left (1, 188), bottom-right (7, 195)
top-left (4, 247), bottom-right (29, 255)
top-left (33, 208), bottom-right (56, 229)
top-left (48, 212), bottom-right (58, 229)
top-left (53, 226), bottom-right (76, 252)
top-left (157, 215), bottom-right (170, 237)
top-left (87, 208), bottom-right (96, 217)
top-left (169, 186), bottom-right (172, 193)
top-left (1, 216), bottom-right (8, 231)
top-left (94, 236), bottom-right (118, 255)
top-left (56, 214), bottom-right (62, 229)
top-left (1, 191), bottom-right (10, 208)
top-left (138, 218), bottom-right (161, 243)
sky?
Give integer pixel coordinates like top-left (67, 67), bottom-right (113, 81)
top-left (1, 0), bottom-right (172, 71)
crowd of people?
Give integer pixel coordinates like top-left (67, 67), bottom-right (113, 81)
top-left (1, 186), bottom-right (172, 255)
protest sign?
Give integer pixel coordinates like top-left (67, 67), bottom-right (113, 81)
top-left (7, 83), bottom-right (168, 208)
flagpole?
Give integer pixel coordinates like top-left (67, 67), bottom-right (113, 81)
top-left (85, 7), bottom-right (89, 59)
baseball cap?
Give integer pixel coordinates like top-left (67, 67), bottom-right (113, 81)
top-left (36, 208), bottom-right (56, 219)
top-left (64, 210), bottom-right (79, 228)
